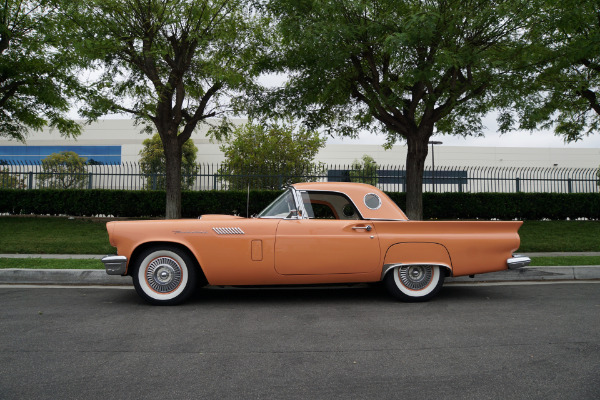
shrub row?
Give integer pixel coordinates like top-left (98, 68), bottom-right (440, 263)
top-left (0, 189), bottom-right (282, 218)
top-left (0, 189), bottom-right (598, 220)
top-left (387, 192), bottom-right (599, 220)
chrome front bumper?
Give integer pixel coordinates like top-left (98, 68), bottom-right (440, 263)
top-left (102, 255), bottom-right (128, 275)
top-left (507, 254), bottom-right (531, 269)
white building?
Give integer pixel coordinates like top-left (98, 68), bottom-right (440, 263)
top-left (0, 119), bottom-right (599, 169)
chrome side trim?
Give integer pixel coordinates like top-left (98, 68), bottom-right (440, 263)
top-left (364, 218), bottom-right (407, 221)
top-left (507, 255), bottom-right (531, 269)
top-left (102, 255), bottom-right (128, 275)
top-left (213, 227), bottom-right (245, 235)
top-left (381, 263), bottom-right (451, 280)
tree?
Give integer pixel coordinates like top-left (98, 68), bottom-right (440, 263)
top-left (37, 151), bottom-right (88, 189)
top-left (62, 0), bottom-right (263, 218)
top-left (503, 0), bottom-right (600, 142)
top-left (139, 133), bottom-right (199, 190)
top-left (0, 167), bottom-right (25, 188)
top-left (259, 0), bottom-right (533, 219)
top-left (215, 122), bottom-right (325, 190)
top-left (0, 0), bottom-right (82, 141)
top-left (349, 155), bottom-right (378, 186)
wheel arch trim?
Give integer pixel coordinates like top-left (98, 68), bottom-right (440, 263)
top-left (127, 241), bottom-right (206, 282)
top-left (381, 263), bottom-right (452, 280)
top-left (382, 242), bottom-right (453, 280)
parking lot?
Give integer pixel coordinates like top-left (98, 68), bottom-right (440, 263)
top-left (1, 282), bottom-right (599, 399)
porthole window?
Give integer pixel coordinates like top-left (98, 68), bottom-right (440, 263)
top-left (364, 193), bottom-right (381, 210)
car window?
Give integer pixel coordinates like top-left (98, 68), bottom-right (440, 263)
top-left (301, 191), bottom-right (361, 220)
top-left (257, 189), bottom-right (298, 218)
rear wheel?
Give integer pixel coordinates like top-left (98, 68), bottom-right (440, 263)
top-left (132, 246), bottom-right (198, 305)
top-left (383, 265), bottom-right (444, 302)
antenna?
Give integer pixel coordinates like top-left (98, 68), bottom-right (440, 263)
top-left (246, 182), bottom-right (250, 218)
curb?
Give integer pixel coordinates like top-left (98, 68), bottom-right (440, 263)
top-left (0, 266), bottom-right (599, 286)
top-left (446, 266), bottom-right (600, 283)
top-left (0, 269), bottom-right (132, 285)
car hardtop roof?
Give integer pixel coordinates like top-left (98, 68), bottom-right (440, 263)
top-left (291, 182), bottom-right (408, 220)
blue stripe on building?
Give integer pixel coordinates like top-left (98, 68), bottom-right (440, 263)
top-left (0, 146), bottom-right (122, 164)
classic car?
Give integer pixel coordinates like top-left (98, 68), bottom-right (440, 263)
top-left (102, 182), bottom-right (530, 305)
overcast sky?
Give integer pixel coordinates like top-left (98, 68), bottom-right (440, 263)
top-left (327, 114), bottom-right (600, 149)
top-left (258, 74), bottom-right (600, 149)
top-left (73, 72), bottom-right (600, 149)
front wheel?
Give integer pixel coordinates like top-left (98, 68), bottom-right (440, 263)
top-left (132, 246), bottom-right (198, 305)
top-left (383, 265), bottom-right (444, 302)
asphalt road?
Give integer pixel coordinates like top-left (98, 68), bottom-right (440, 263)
top-left (1, 282), bottom-right (599, 400)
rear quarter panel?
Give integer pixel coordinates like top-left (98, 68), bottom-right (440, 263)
top-left (373, 220), bottom-right (522, 277)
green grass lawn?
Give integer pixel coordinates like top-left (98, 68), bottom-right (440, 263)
top-left (518, 220), bottom-right (600, 252)
top-left (0, 216), bottom-right (598, 255)
top-left (0, 216), bottom-right (114, 254)
top-left (0, 258), bottom-right (104, 269)
top-left (529, 256), bottom-right (600, 266)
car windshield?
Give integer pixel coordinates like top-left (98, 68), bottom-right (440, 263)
top-left (257, 189), bottom-right (298, 218)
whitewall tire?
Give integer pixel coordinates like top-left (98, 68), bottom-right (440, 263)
top-left (132, 246), bottom-right (198, 305)
top-left (383, 265), bottom-right (445, 302)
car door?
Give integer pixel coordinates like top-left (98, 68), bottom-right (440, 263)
top-left (274, 207), bottom-right (381, 275)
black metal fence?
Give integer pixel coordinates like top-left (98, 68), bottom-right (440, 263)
top-left (0, 161), bottom-right (598, 193)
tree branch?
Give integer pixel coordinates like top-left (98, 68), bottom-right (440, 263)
top-left (577, 88), bottom-right (600, 115)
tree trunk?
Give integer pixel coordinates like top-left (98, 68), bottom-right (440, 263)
top-left (404, 130), bottom-right (431, 220)
top-left (163, 135), bottom-right (183, 219)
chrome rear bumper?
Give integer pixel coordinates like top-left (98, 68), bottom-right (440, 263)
top-left (102, 255), bottom-right (128, 275)
top-left (507, 254), bottom-right (531, 269)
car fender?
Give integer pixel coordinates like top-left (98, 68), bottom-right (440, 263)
top-left (381, 242), bottom-right (453, 279)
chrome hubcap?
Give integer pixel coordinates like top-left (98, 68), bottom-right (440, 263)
top-left (146, 257), bottom-right (182, 293)
top-left (398, 265), bottom-right (433, 290)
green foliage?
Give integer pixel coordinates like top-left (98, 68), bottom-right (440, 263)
top-left (139, 134), bottom-right (199, 190)
top-left (258, 0), bottom-right (536, 219)
top-left (37, 151), bottom-right (88, 189)
top-left (0, 189), bottom-right (283, 218)
top-left (1, 189), bottom-right (598, 220)
top-left (0, 167), bottom-right (25, 189)
top-left (216, 122), bottom-right (326, 189)
top-left (0, 0), bottom-right (82, 141)
top-left (505, 0), bottom-right (600, 142)
top-left (349, 155), bottom-right (378, 185)
top-left (259, 0), bottom-right (534, 138)
top-left (60, 0), bottom-right (267, 218)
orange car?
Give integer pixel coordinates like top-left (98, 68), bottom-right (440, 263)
top-left (102, 182), bottom-right (530, 305)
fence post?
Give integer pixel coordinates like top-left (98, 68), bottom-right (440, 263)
top-left (568, 178), bottom-right (572, 194)
top-left (88, 173), bottom-right (93, 190)
top-left (515, 177), bottom-right (520, 193)
top-left (151, 173), bottom-right (157, 190)
top-left (28, 172), bottom-right (33, 190)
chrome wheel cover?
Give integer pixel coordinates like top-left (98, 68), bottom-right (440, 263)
top-left (145, 256), bottom-right (183, 293)
top-left (398, 265), bottom-right (433, 290)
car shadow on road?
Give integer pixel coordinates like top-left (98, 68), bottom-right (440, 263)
top-left (187, 283), bottom-right (392, 305)
top-left (107, 282), bottom-right (513, 306)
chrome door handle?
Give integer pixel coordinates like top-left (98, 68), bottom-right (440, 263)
top-left (352, 225), bottom-right (372, 232)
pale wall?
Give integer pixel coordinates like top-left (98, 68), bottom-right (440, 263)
top-left (1, 119), bottom-right (598, 168)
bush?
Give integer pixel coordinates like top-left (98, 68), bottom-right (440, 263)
top-left (0, 189), bottom-right (282, 218)
top-left (0, 189), bottom-right (597, 220)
